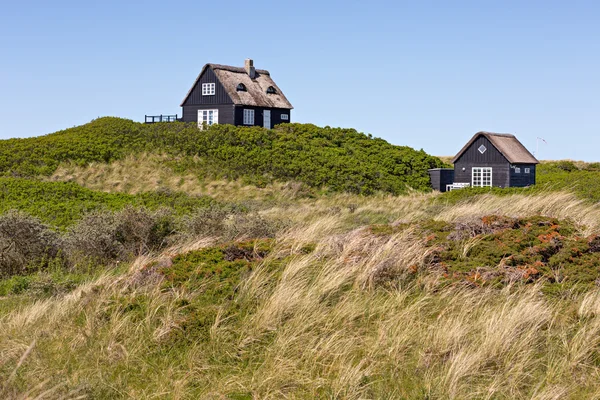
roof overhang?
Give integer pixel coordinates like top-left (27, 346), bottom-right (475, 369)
top-left (451, 132), bottom-right (539, 165)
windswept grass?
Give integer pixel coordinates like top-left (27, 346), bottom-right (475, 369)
top-left (50, 153), bottom-right (315, 203)
top-left (3, 190), bottom-right (600, 398)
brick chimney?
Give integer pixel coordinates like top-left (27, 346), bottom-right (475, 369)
top-left (245, 58), bottom-right (256, 79)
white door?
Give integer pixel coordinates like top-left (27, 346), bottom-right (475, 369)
top-left (263, 110), bottom-right (271, 129)
top-left (472, 167), bottom-right (492, 187)
top-left (198, 109), bottom-right (218, 129)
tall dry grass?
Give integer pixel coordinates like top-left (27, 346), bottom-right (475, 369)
top-left (49, 154), bottom-right (311, 202)
top-left (4, 190), bottom-right (600, 398)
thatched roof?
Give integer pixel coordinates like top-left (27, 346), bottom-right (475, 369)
top-left (452, 132), bottom-right (539, 164)
top-left (181, 63), bottom-right (293, 109)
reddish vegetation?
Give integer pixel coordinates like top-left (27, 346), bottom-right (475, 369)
top-left (373, 215), bottom-right (600, 289)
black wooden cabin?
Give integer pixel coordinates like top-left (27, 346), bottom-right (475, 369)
top-left (453, 132), bottom-right (539, 188)
top-left (180, 59), bottom-right (293, 129)
top-left (430, 132), bottom-right (539, 191)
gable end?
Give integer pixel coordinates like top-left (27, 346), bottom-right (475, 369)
top-left (453, 135), bottom-right (509, 165)
top-left (181, 65), bottom-right (233, 106)
top-left (452, 132), bottom-right (539, 164)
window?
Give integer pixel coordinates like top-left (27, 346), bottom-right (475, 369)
top-left (478, 145), bottom-right (487, 154)
top-left (202, 83), bottom-right (215, 96)
top-left (198, 109), bottom-right (218, 129)
top-left (266, 86), bottom-right (277, 94)
top-left (515, 167), bottom-right (521, 174)
top-left (524, 168), bottom-right (531, 174)
top-left (243, 109), bottom-right (254, 125)
top-left (472, 167), bottom-right (492, 187)
top-left (236, 83), bottom-right (247, 91)
top-left (281, 114), bottom-right (289, 120)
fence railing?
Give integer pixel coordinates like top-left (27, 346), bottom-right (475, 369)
top-left (145, 114), bottom-right (178, 123)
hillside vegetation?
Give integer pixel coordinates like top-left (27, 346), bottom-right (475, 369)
top-left (5, 119), bottom-right (600, 398)
top-left (0, 177), bottom-right (219, 228)
top-left (5, 192), bottom-right (600, 398)
top-left (0, 117), bottom-right (443, 195)
top-left (537, 160), bottom-right (600, 202)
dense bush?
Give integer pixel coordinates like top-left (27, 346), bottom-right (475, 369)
top-left (0, 203), bottom-right (283, 277)
top-left (179, 207), bottom-right (230, 238)
top-left (65, 207), bottom-right (175, 264)
top-left (539, 161), bottom-right (578, 173)
top-left (225, 212), bottom-right (282, 240)
top-left (537, 162), bottom-right (600, 202)
top-left (0, 118), bottom-right (444, 195)
top-left (0, 211), bottom-right (63, 277)
top-left (0, 177), bottom-right (217, 227)
top-left (179, 207), bottom-right (283, 241)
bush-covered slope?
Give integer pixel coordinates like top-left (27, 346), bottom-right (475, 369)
top-left (0, 177), bottom-right (217, 227)
top-left (0, 117), bottom-right (443, 194)
top-left (536, 161), bottom-right (600, 202)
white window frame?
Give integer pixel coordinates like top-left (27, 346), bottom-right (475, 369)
top-left (243, 109), bottom-right (255, 125)
top-left (281, 114), bottom-right (289, 120)
top-left (202, 83), bottom-right (215, 96)
top-left (524, 168), bottom-right (531, 174)
top-left (198, 109), bottom-right (218, 129)
top-left (472, 167), bottom-right (492, 187)
top-left (515, 167), bottom-right (521, 174)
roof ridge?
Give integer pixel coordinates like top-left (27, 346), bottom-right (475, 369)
top-left (451, 131), bottom-right (539, 164)
top-left (208, 63), bottom-right (270, 75)
top-left (478, 131), bottom-right (515, 137)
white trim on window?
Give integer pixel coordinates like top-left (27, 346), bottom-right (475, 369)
top-left (472, 167), bottom-right (492, 187)
top-left (202, 83), bottom-right (215, 96)
top-left (243, 109), bottom-right (254, 125)
top-left (524, 168), bottom-right (531, 174)
top-left (281, 114), bottom-right (289, 120)
top-left (515, 167), bottom-right (521, 174)
top-left (198, 109), bottom-right (218, 129)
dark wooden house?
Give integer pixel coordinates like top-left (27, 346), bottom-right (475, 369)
top-left (430, 132), bottom-right (539, 191)
top-left (180, 59), bottom-right (293, 129)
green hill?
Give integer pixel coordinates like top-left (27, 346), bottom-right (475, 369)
top-left (0, 117), bottom-right (443, 195)
top-left (9, 119), bottom-right (600, 398)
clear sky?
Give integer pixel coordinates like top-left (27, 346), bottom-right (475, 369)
top-left (1, 0), bottom-right (598, 160)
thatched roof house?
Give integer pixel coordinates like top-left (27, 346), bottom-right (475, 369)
top-left (180, 59), bottom-right (293, 128)
top-left (430, 132), bottom-right (539, 192)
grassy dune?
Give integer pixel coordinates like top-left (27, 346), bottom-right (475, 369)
top-left (1, 117), bottom-right (443, 195)
top-left (5, 118), bottom-right (600, 398)
top-left (49, 153), bottom-right (314, 203)
top-left (3, 191), bottom-right (600, 398)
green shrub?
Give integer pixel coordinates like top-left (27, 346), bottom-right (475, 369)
top-left (65, 207), bottom-right (176, 264)
top-left (225, 213), bottom-right (282, 240)
top-left (159, 240), bottom-right (273, 342)
top-left (0, 211), bottom-right (63, 278)
top-left (179, 207), bottom-right (230, 238)
top-left (0, 177), bottom-right (217, 228)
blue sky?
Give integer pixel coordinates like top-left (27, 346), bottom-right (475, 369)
top-left (1, 1), bottom-right (599, 160)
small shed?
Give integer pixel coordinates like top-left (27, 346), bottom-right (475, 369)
top-left (428, 168), bottom-right (455, 192)
top-left (450, 132), bottom-right (539, 188)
